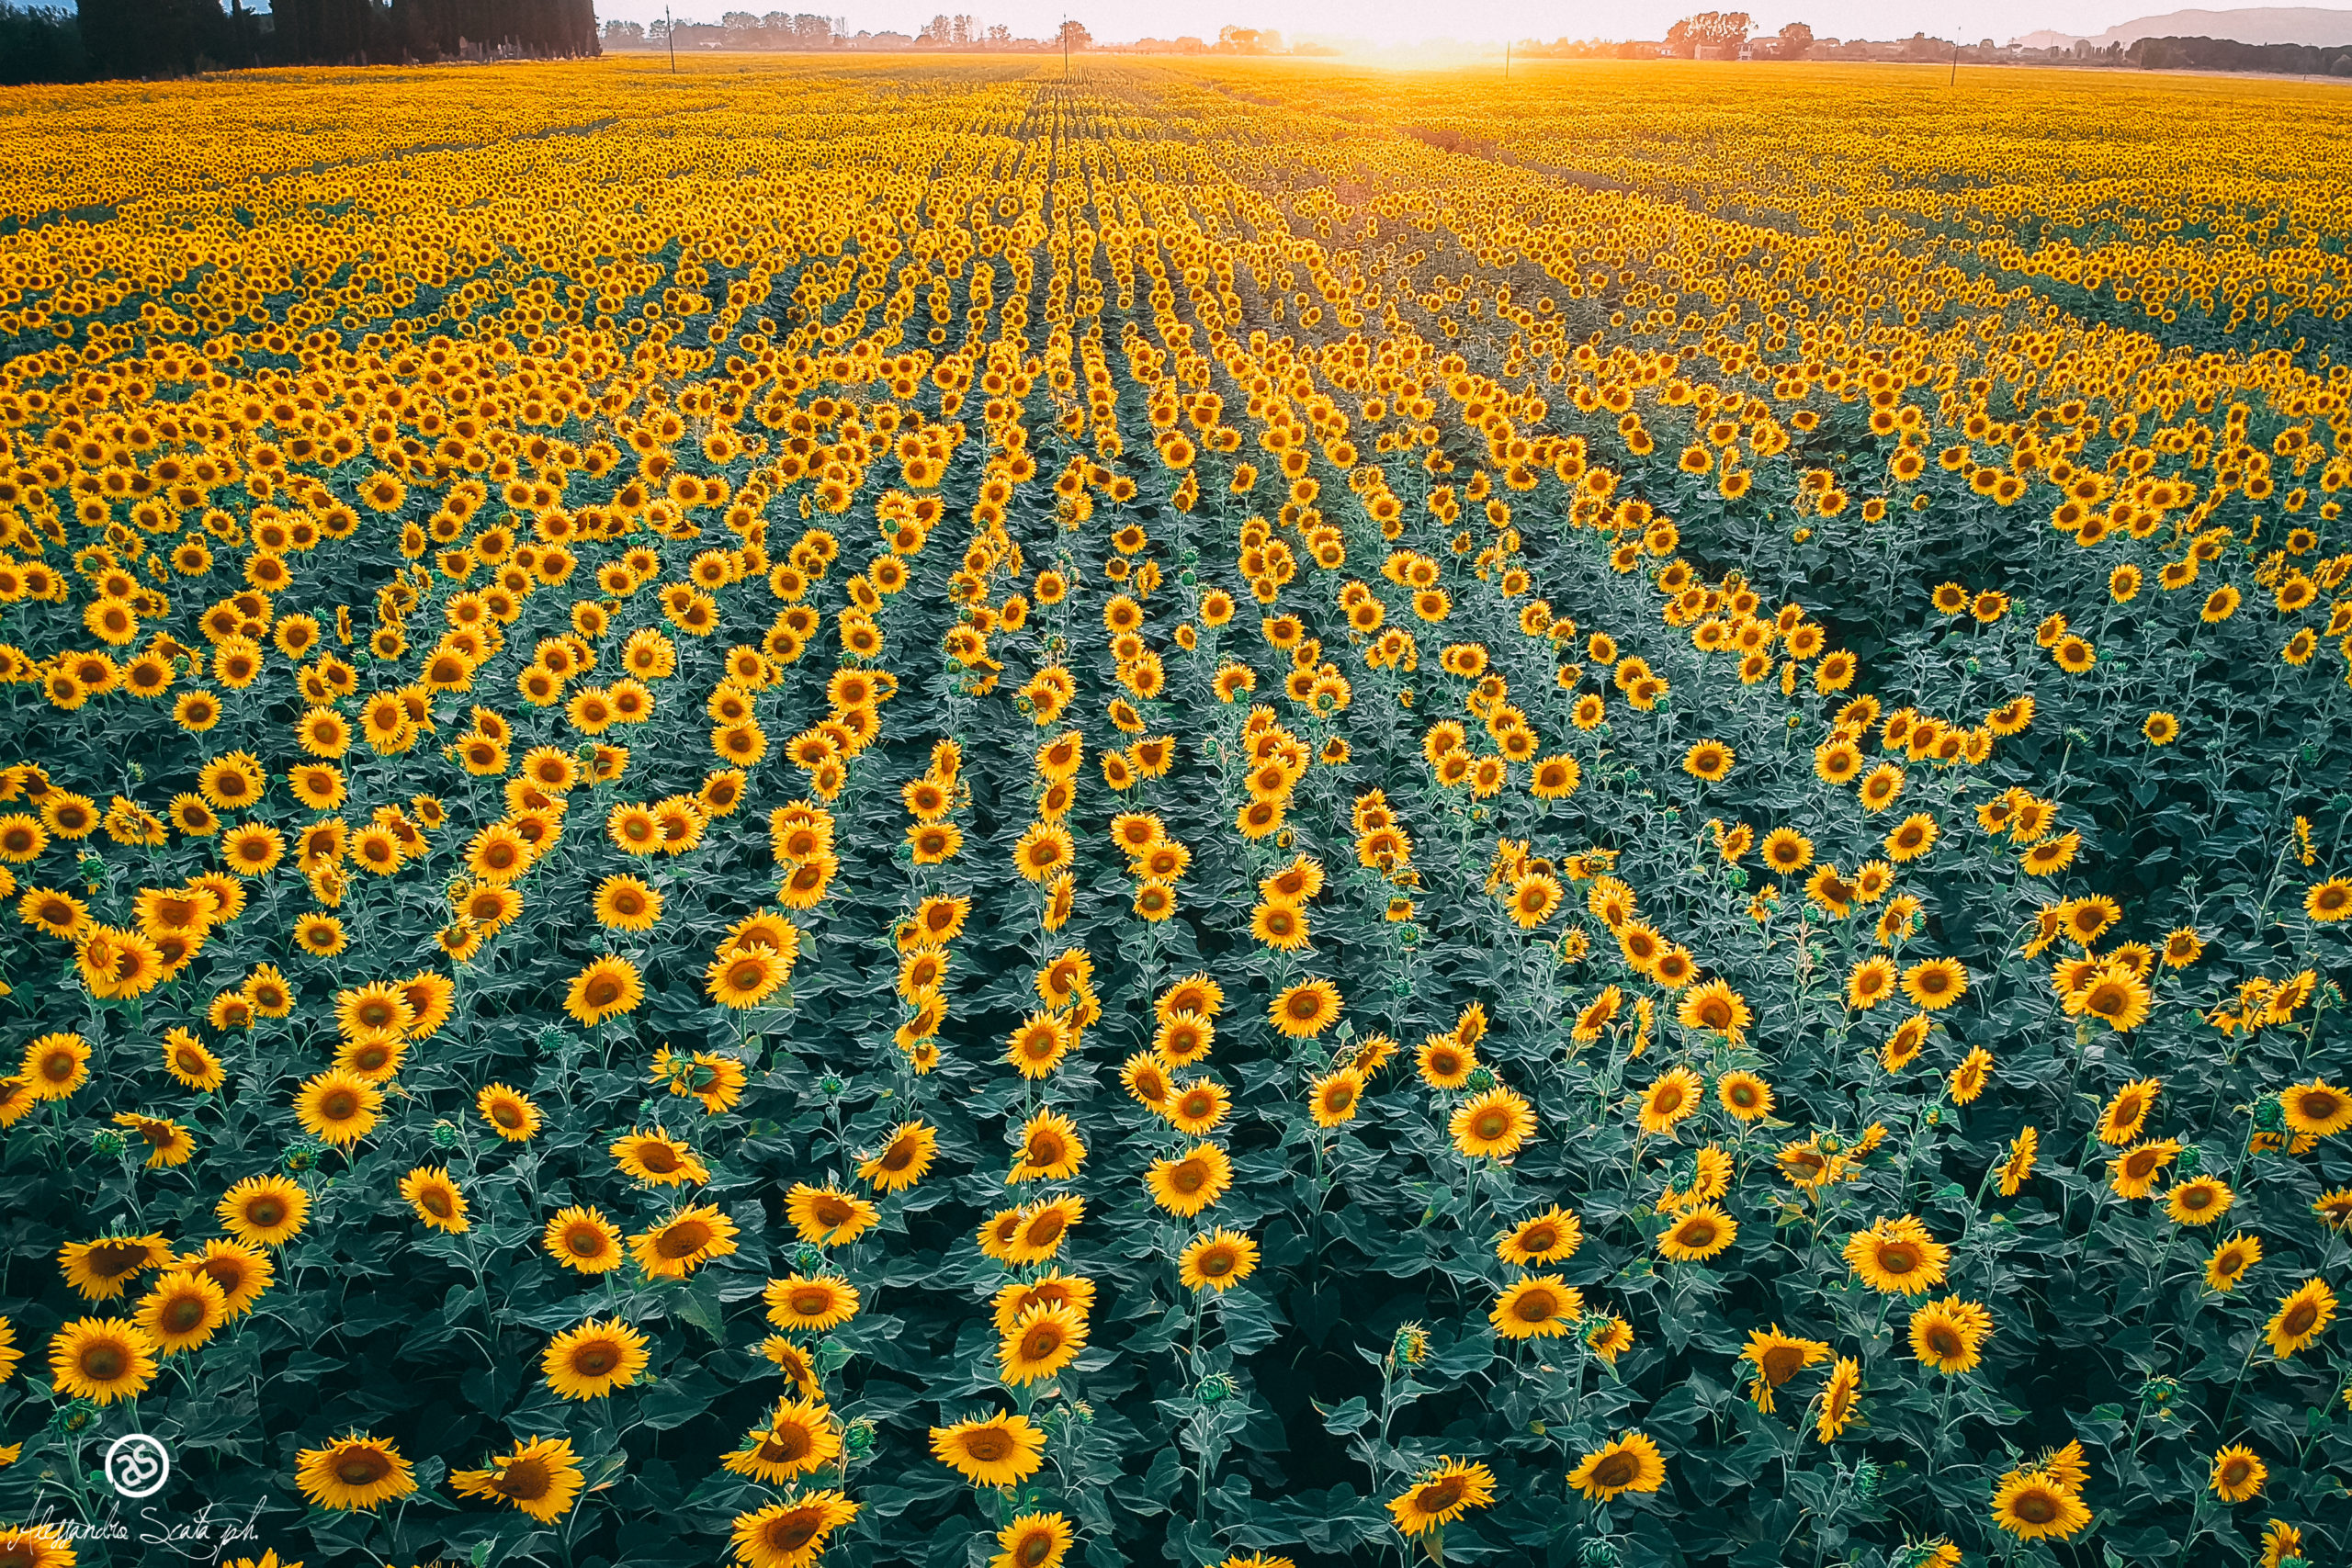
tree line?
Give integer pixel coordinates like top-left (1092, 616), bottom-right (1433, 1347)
top-left (1, 0), bottom-right (594, 84)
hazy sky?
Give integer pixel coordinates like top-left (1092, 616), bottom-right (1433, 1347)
top-left (597, 0), bottom-right (2161, 46)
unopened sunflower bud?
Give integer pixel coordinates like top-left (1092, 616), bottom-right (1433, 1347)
top-left (90, 1128), bottom-right (127, 1158)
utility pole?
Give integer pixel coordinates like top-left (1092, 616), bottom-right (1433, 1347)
top-left (1504, 39), bottom-right (1510, 77)
top-left (667, 2), bottom-right (678, 72)
top-left (1061, 14), bottom-right (1069, 79)
top-left (1950, 36), bottom-right (1958, 84)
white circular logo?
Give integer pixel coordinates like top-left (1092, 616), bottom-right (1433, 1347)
top-left (104, 1432), bottom-right (171, 1499)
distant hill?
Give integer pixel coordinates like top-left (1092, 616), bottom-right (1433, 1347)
top-left (2015, 6), bottom-right (2352, 46)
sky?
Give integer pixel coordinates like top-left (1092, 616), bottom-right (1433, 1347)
top-left (595, 0), bottom-right (2171, 47)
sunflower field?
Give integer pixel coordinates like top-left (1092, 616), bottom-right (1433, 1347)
top-left (0, 52), bottom-right (2348, 1568)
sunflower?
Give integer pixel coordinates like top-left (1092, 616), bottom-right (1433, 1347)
top-left (2317, 1188), bottom-right (2352, 1231)
top-left (1146, 1143), bottom-right (1232, 1217)
top-left (612, 1129), bottom-right (709, 1188)
top-left (1417, 1032), bottom-right (1477, 1089)
top-left (294, 1433), bottom-right (415, 1512)
top-left (1680, 739), bottom-right (1733, 781)
top-left (1907, 1296), bottom-right (1993, 1374)
top-left (1179, 1228), bottom-right (1259, 1292)
top-left (1566, 1432), bottom-right (1667, 1501)
top-left (2279, 1079), bottom-right (2352, 1137)
top-left (401, 1167), bottom-right (469, 1233)
top-left (1154, 974), bottom-right (1225, 1023)
top-left (1386, 1458), bottom-right (1498, 1535)
top-left (1657, 1204), bottom-right (1736, 1263)
top-left (21, 1031), bottom-right (89, 1099)
top-left (2205, 1232), bottom-right (2261, 1292)
top-left (1900, 957), bottom-right (1966, 1010)
top-left (58, 1233), bottom-right (170, 1300)
top-left (2210, 1444), bottom-right (2267, 1504)
top-left (293, 1067), bottom-right (381, 1146)
top-left (2263, 1278), bottom-right (2335, 1359)
top-left (1675, 978), bottom-right (1752, 1043)
top-left (451, 1434), bottom-right (586, 1523)
top-left (1449, 1088), bottom-right (1535, 1159)
top-left (764, 1274), bottom-right (861, 1333)
top-left (1165, 1078), bottom-right (1230, 1135)
top-left (729, 1490), bottom-right (859, 1568)
top-left (2307, 877), bottom-right (2352, 922)
top-left (1495, 1206), bottom-right (1582, 1266)
top-left (1009, 1196), bottom-right (1084, 1263)
top-left (1582, 1311), bottom-right (1635, 1365)
top-left (1989, 1469), bottom-right (2090, 1540)
top-left (1759, 827), bottom-right (1813, 874)
top-left (1740, 1326), bottom-right (1830, 1412)
top-left (1012, 821), bottom-right (1075, 882)
top-left (1815, 1356), bottom-right (1861, 1441)
top-left (2109, 1138), bottom-right (2181, 1200)
top-left (566, 954), bottom-right (645, 1026)
top-left (1844, 959), bottom-right (1900, 1020)
top-left (721, 1397), bottom-right (842, 1484)
top-left (763, 1337), bottom-right (822, 1399)
top-left (47, 1317), bottom-right (158, 1404)
top-left (858, 1122), bottom-right (938, 1191)
top-left (0, 1524), bottom-right (75, 1568)
top-left (930, 1412), bottom-right (1047, 1486)
top-left (292, 913), bottom-right (346, 955)
top-left (1308, 1066), bottom-right (1364, 1126)
top-left (219, 822), bottom-right (284, 878)
top-left (1488, 1274), bottom-right (1582, 1340)
top-left (2097, 1077), bottom-right (2160, 1144)
top-left (633, 1205), bottom-right (741, 1279)
top-left (991, 1274), bottom-right (1097, 1338)
top-left (1006, 1012), bottom-right (1074, 1078)
top-left (1843, 1215), bottom-right (1951, 1294)
top-left (179, 1238), bottom-right (273, 1319)
top-left (1716, 1070), bottom-right (1773, 1121)
top-left (544, 1206), bottom-right (626, 1274)
top-left (478, 1083), bottom-right (542, 1142)
top-left (594, 874), bottom-right (663, 931)
top-left (786, 1184), bottom-right (877, 1247)
top-left (1008, 1111), bottom-right (1087, 1183)
top-left (707, 942), bottom-right (790, 1009)
top-left (2165, 1177), bottom-right (2233, 1227)
top-left (989, 1511), bottom-right (1073, 1568)
top-left (218, 1174), bottom-right (309, 1247)
top-left (2066, 964), bottom-right (2151, 1032)
top-left (1269, 977), bottom-right (1341, 1038)
top-left (542, 1318), bottom-right (651, 1399)
top-left (1636, 1066), bottom-right (1702, 1134)
top-left (999, 1303), bottom-right (1087, 1385)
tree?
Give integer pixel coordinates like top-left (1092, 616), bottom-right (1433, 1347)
top-left (985, 20), bottom-right (1007, 44)
top-left (1664, 9), bottom-right (1749, 56)
top-left (0, 3), bottom-right (88, 80)
top-left (1774, 20), bottom-right (1811, 58)
top-left (1056, 17), bottom-right (1088, 49)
